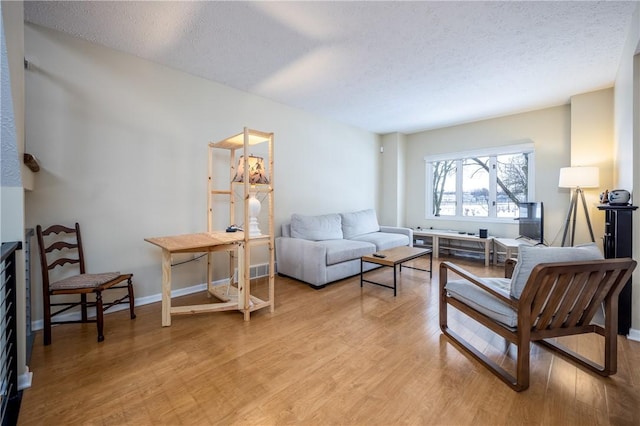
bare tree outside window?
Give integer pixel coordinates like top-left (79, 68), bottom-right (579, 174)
top-left (432, 160), bottom-right (456, 216)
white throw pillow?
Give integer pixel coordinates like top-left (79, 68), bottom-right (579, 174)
top-left (290, 213), bottom-right (343, 241)
top-left (510, 243), bottom-right (604, 299)
top-left (340, 209), bottom-right (380, 238)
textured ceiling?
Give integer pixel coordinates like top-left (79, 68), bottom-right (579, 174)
top-left (24, 1), bottom-right (639, 134)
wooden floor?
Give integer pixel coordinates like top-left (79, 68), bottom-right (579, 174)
top-left (18, 256), bottom-right (640, 425)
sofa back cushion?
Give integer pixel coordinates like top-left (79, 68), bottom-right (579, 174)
top-left (510, 243), bottom-right (604, 299)
top-left (290, 213), bottom-right (343, 241)
top-left (341, 209), bottom-right (380, 239)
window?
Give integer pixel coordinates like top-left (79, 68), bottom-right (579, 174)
top-left (425, 143), bottom-right (535, 221)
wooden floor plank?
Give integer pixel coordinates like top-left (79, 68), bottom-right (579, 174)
top-left (18, 256), bottom-right (640, 425)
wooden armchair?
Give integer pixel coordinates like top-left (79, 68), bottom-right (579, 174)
top-left (439, 244), bottom-right (636, 391)
top-left (36, 223), bottom-right (136, 345)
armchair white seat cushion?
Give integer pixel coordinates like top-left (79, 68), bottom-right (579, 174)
top-left (445, 277), bottom-right (516, 327)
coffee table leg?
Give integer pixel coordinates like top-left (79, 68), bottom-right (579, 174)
top-left (393, 264), bottom-right (397, 297)
top-left (360, 258), bottom-right (364, 288)
top-left (430, 251), bottom-right (433, 278)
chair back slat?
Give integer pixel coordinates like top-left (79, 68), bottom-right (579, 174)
top-left (41, 224), bottom-right (75, 236)
top-left (535, 273), bottom-right (575, 329)
top-left (561, 271), bottom-right (603, 327)
top-left (45, 241), bottom-right (79, 254)
top-left (522, 259), bottom-right (635, 333)
top-left (48, 257), bottom-right (80, 270)
top-left (579, 269), bottom-right (624, 324)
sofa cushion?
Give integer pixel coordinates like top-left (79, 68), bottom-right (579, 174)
top-left (340, 209), bottom-right (380, 238)
top-left (318, 239), bottom-right (376, 265)
top-left (446, 277), bottom-right (517, 327)
top-left (350, 232), bottom-right (410, 251)
top-left (510, 243), bottom-right (604, 299)
top-left (290, 213), bottom-right (343, 241)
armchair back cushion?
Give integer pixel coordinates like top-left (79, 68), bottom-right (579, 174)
top-left (341, 209), bottom-right (380, 238)
top-left (510, 243), bottom-right (604, 298)
top-left (290, 213), bottom-right (343, 241)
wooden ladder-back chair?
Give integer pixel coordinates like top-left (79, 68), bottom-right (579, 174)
top-left (36, 223), bottom-right (136, 345)
top-left (439, 244), bottom-right (636, 391)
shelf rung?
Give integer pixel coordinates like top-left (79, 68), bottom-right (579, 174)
top-left (211, 190), bottom-right (232, 195)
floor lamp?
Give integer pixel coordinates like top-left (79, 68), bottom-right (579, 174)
top-left (559, 166), bottom-right (599, 247)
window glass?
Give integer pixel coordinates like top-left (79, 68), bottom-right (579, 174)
top-left (496, 153), bottom-right (528, 218)
top-left (432, 160), bottom-right (456, 216)
top-left (426, 145), bottom-right (533, 221)
top-left (462, 157), bottom-right (490, 217)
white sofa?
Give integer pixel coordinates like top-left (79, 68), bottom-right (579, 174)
top-left (275, 209), bottom-right (413, 288)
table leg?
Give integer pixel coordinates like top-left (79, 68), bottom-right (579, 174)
top-left (429, 251), bottom-right (433, 278)
top-left (161, 248), bottom-right (172, 327)
top-left (393, 264), bottom-right (397, 297)
top-left (360, 258), bottom-right (364, 288)
top-left (432, 236), bottom-right (440, 258)
top-left (484, 240), bottom-right (490, 267)
top-left (237, 242), bottom-right (250, 321)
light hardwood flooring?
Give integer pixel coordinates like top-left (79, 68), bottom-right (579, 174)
top-left (18, 256), bottom-right (640, 425)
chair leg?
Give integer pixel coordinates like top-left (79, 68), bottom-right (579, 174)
top-left (515, 334), bottom-right (531, 391)
top-left (95, 291), bottom-right (105, 342)
top-left (80, 293), bottom-right (88, 322)
top-left (43, 293), bottom-right (52, 346)
top-left (127, 277), bottom-right (136, 320)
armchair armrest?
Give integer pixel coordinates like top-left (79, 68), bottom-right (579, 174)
top-left (505, 258), bottom-right (518, 279)
top-left (440, 261), bottom-right (517, 308)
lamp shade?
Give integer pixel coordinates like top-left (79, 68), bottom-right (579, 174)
top-left (558, 166), bottom-right (599, 188)
top-left (232, 155), bottom-right (269, 184)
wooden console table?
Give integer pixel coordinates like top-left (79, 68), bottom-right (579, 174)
top-left (413, 229), bottom-right (493, 266)
top-left (145, 231), bottom-right (272, 326)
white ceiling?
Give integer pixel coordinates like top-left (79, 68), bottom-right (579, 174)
top-left (24, 1), bottom-right (639, 134)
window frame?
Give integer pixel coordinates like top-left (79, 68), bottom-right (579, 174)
top-left (424, 143), bottom-right (535, 223)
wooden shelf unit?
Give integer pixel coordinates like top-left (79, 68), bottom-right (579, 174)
top-left (207, 128), bottom-right (275, 320)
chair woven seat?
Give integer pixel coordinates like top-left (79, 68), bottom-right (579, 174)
top-left (51, 272), bottom-right (122, 290)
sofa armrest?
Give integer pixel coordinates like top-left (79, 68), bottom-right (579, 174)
top-left (379, 226), bottom-right (414, 247)
top-left (275, 237), bottom-right (329, 285)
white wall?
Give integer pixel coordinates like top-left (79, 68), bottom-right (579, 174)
top-left (1, 0), bottom-right (31, 387)
top-left (403, 105), bottom-right (571, 243)
top-left (570, 88), bottom-right (614, 248)
top-left (24, 24), bottom-right (379, 323)
top-left (614, 4), bottom-right (640, 337)
top-left (380, 132), bottom-right (406, 226)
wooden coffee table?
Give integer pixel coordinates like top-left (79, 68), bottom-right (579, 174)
top-left (360, 246), bottom-right (433, 296)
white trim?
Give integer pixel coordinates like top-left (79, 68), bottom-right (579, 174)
top-left (31, 281), bottom-right (210, 331)
top-left (18, 368), bottom-right (33, 390)
top-left (31, 263), bottom-right (272, 331)
top-left (627, 328), bottom-right (640, 342)
top-left (423, 141), bottom-right (534, 162)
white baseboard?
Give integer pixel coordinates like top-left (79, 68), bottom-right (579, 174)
top-left (627, 328), bottom-right (640, 342)
top-left (18, 368), bottom-right (33, 390)
top-left (31, 263), bottom-right (272, 331)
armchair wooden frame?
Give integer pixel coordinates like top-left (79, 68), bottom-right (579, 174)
top-left (439, 258), bottom-right (636, 391)
top-left (36, 223), bottom-right (136, 345)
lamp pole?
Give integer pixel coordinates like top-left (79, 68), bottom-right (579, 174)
top-left (561, 187), bottom-right (595, 247)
